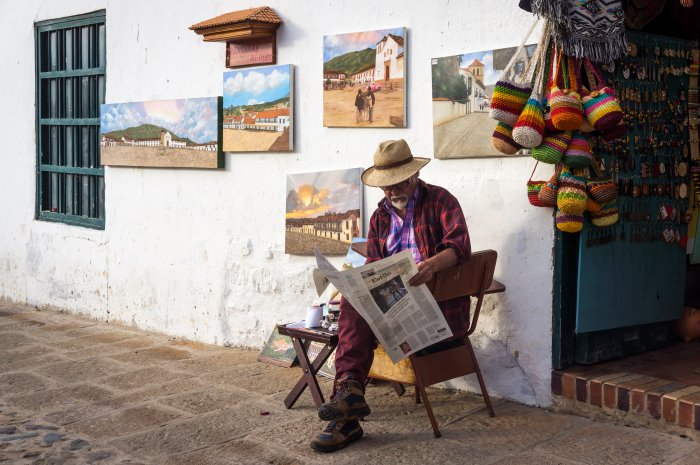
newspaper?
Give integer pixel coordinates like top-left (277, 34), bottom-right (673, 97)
top-left (313, 248), bottom-right (452, 363)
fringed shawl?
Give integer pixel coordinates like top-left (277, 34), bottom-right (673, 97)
top-left (531, 0), bottom-right (628, 62)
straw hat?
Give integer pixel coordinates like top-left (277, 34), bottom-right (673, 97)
top-left (361, 139), bottom-right (430, 187)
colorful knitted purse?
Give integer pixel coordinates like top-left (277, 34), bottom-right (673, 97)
top-left (556, 210), bottom-right (584, 233)
top-left (586, 156), bottom-right (618, 204)
top-left (557, 169), bottom-right (587, 215)
top-left (590, 202), bottom-right (619, 227)
top-left (585, 195), bottom-right (602, 213)
top-left (581, 59), bottom-right (623, 132)
top-left (562, 132), bottom-right (592, 168)
top-left (537, 162), bottom-right (562, 207)
top-left (549, 53), bottom-right (583, 131)
top-left (600, 120), bottom-right (627, 142)
top-left (532, 131), bottom-right (572, 164)
top-left (527, 161), bottom-right (548, 207)
top-left (492, 122), bottom-right (522, 155)
top-left (513, 40), bottom-right (549, 148)
top-left (489, 19), bottom-right (543, 125)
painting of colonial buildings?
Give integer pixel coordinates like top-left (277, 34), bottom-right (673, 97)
top-left (323, 28), bottom-right (406, 128)
top-left (222, 64), bottom-right (293, 152)
top-left (431, 44), bottom-right (536, 159)
top-left (99, 97), bottom-right (222, 168)
top-left (285, 168), bottom-right (363, 255)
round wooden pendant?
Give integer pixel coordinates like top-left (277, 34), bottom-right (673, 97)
top-left (679, 183), bottom-right (688, 199)
top-left (628, 42), bottom-right (638, 57)
top-left (678, 162), bottom-right (688, 177)
top-left (643, 183), bottom-right (650, 196)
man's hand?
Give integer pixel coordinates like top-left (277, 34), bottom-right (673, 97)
top-left (409, 259), bottom-right (438, 286)
top-left (409, 248), bottom-right (458, 287)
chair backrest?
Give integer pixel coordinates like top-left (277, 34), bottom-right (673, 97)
top-left (431, 250), bottom-right (497, 302)
top-left (430, 250), bottom-right (497, 336)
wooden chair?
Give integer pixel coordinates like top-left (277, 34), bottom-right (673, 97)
top-left (368, 249), bottom-right (503, 437)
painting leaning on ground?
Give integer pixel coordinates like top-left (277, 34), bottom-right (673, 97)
top-left (431, 43), bottom-right (536, 159)
top-left (222, 64), bottom-right (294, 152)
top-left (100, 97), bottom-right (222, 168)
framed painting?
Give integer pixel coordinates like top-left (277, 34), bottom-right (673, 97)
top-left (431, 44), bottom-right (536, 159)
top-left (323, 27), bottom-right (406, 128)
top-left (222, 64), bottom-right (293, 152)
top-left (285, 168), bottom-right (363, 255)
top-left (100, 97), bottom-right (223, 168)
top-left (257, 324), bottom-right (297, 368)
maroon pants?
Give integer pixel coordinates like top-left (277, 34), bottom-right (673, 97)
top-left (333, 297), bottom-right (378, 389)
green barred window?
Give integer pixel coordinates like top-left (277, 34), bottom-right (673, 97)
top-left (35, 11), bottom-right (106, 229)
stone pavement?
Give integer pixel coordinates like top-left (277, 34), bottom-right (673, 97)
top-left (1, 301), bottom-right (699, 465)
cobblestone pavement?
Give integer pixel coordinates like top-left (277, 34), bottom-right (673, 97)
top-left (1, 300), bottom-right (698, 465)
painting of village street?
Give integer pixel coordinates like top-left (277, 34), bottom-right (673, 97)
top-left (222, 64), bottom-right (293, 152)
top-left (323, 28), bottom-right (406, 128)
top-left (100, 97), bottom-right (222, 168)
top-left (432, 43), bottom-right (536, 158)
top-left (286, 168), bottom-right (363, 255)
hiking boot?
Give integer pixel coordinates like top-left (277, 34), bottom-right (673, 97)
top-left (317, 378), bottom-right (371, 421)
top-left (310, 420), bottom-right (363, 453)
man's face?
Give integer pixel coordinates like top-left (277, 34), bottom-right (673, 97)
top-left (380, 175), bottom-right (417, 210)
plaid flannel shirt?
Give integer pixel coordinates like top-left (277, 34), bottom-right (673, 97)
top-left (366, 179), bottom-right (472, 337)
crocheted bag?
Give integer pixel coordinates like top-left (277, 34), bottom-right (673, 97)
top-left (549, 53), bottom-right (583, 131)
top-left (513, 40), bottom-right (549, 148)
top-left (557, 169), bottom-right (587, 214)
top-left (537, 163), bottom-right (562, 207)
top-left (581, 59), bottom-right (623, 132)
top-left (492, 122), bottom-right (521, 155)
top-left (532, 131), bottom-right (572, 164)
top-left (527, 161), bottom-right (548, 207)
top-left (562, 132), bottom-right (592, 168)
top-left (555, 210), bottom-right (584, 233)
top-left (600, 120), bottom-right (627, 142)
top-left (489, 19), bottom-right (543, 125)
top-left (590, 202), bottom-right (619, 227)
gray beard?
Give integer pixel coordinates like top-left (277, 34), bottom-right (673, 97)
top-left (391, 197), bottom-right (408, 210)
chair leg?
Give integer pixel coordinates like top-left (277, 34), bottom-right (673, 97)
top-left (391, 382), bottom-right (406, 397)
top-left (466, 338), bottom-right (495, 417)
top-left (414, 379), bottom-right (440, 437)
top-left (414, 386), bottom-right (421, 404)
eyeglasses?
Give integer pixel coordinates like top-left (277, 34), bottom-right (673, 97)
top-left (380, 178), bottom-right (412, 192)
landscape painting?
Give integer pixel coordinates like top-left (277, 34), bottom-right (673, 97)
top-left (286, 168), bottom-right (363, 255)
top-left (431, 43), bottom-right (536, 158)
top-left (323, 28), bottom-right (406, 128)
top-left (100, 97), bottom-right (223, 168)
top-left (222, 64), bottom-right (293, 152)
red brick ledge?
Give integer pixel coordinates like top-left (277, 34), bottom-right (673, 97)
top-left (552, 369), bottom-right (700, 432)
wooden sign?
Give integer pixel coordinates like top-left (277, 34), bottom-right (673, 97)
top-left (226, 37), bottom-right (276, 68)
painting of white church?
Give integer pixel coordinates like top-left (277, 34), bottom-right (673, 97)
top-left (323, 27), bottom-right (406, 128)
top-left (99, 97), bottom-right (222, 168)
top-left (431, 44), bottom-right (536, 159)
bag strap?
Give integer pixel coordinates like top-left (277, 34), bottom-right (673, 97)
top-left (583, 58), bottom-right (606, 90)
top-left (499, 17), bottom-right (541, 80)
top-left (529, 160), bottom-right (540, 181)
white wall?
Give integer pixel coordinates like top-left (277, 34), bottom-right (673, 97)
top-left (432, 100), bottom-right (467, 126)
top-left (0, 0), bottom-right (554, 406)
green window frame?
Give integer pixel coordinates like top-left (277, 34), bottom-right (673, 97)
top-left (35, 11), bottom-right (106, 229)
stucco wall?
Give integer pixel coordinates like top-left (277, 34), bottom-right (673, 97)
top-left (0, 0), bottom-right (555, 406)
top-left (432, 100), bottom-right (467, 126)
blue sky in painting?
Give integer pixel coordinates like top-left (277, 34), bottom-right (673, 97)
top-left (99, 97), bottom-right (218, 143)
top-left (323, 28), bottom-right (404, 63)
top-left (223, 64), bottom-right (291, 107)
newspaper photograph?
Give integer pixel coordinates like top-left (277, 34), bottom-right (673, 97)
top-left (314, 248), bottom-right (452, 363)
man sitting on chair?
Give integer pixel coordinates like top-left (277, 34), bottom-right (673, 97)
top-left (311, 139), bottom-right (472, 452)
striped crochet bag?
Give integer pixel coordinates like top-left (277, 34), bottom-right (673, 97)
top-left (590, 202), bottom-right (619, 227)
top-left (489, 19), bottom-right (544, 125)
top-left (556, 170), bottom-right (587, 215)
top-left (492, 122), bottom-right (522, 155)
top-left (581, 59), bottom-right (623, 132)
top-left (549, 52), bottom-right (583, 131)
top-left (532, 131), bottom-right (572, 164)
top-left (562, 132), bottom-right (592, 168)
top-left (555, 210), bottom-right (584, 233)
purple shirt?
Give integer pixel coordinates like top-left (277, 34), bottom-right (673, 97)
top-left (383, 187), bottom-right (423, 263)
